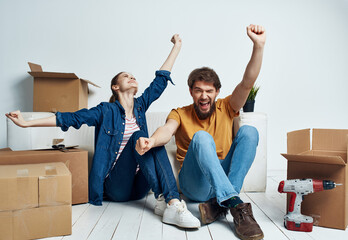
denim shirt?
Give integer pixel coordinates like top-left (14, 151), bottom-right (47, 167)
top-left (55, 70), bottom-right (173, 205)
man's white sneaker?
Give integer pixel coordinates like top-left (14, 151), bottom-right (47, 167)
top-left (154, 194), bottom-right (167, 216)
top-left (162, 200), bottom-right (201, 228)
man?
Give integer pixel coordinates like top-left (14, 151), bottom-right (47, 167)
top-left (136, 24), bottom-right (266, 240)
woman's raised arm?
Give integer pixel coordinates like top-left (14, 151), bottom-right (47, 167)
top-left (159, 34), bottom-right (182, 71)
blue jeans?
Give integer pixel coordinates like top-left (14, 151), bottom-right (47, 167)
top-left (104, 130), bottom-right (180, 203)
top-left (178, 125), bottom-right (259, 206)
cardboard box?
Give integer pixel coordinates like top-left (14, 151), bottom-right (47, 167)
top-left (0, 148), bottom-right (88, 205)
top-left (0, 162), bottom-right (71, 211)
top-left (282, 128), bottom-right (348, 230)
top-left (0, 205), bottom-right (72, 240)
top-left (28, 62), bottom-right (100, 112)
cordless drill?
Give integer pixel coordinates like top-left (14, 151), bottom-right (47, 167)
top-left (278, 178), bottom-right (342, 232)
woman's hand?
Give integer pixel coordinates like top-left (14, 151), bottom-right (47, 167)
top-left (247, 24), bottom-right (266, 47)
top-left (159, 34), bottom-right (182, 71)
top-left (171, 34), bottom-right (182, 48)
top-left (5, 110), bottom-right (28, 127)
top-left (136, 137), bottom-right (155, 155)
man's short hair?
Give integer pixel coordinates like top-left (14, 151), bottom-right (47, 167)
top-left (187, 67), bottom-right (222, 90)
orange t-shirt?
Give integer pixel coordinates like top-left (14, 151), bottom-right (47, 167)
top-left (167, 95), bottom-right (239, 167)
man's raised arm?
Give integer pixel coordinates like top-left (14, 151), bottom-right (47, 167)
top-left (229, 24), bottom-right (266, 113)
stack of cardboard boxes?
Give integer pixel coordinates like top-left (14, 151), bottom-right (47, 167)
top-left (0, 162), bottom-right (72, 239)
top-left (1, 63), bottom-right (99, 239)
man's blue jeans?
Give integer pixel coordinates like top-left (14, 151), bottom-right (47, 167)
top-left (178, 125), bottom-right (259, 206)
top-left (104, 130), bottom-right (180, 203)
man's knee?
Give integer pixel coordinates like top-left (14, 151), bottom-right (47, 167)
top-left (192, 130), bottom-right (214, 146)
top-left (237, 125), bottom-right (259, 145)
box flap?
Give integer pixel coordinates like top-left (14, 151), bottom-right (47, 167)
top-left (28, 62), bottom-right (43, 72)
top-left (313, 129), bottom-right (348, 152)
top-left (282, 153), bottom-right (346, 166)
top-left (28, 71), bottom-right (79, 79)
top-left (81, 78), bottom-right (100, 88)
top-left (28, 72), bottom-right (100, 88)
top-left (287, 129), bottom-right (310, 154)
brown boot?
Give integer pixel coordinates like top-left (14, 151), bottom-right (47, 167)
top-left (199, 198), bottom-right (228, 225)
top-left (230, 203), bottom-right (264, 240)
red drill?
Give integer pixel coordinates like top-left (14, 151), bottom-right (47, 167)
top-left (278, 178), bottom-right (342, 232)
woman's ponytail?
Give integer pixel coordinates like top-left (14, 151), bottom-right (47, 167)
top-left (109, 72), bottom-right (124, 103)
top-left (109, 95), bottom-right (116, 103)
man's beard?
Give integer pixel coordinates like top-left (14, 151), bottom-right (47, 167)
top-left (193, 101), bottom-right (216, 120)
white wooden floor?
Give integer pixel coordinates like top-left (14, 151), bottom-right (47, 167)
top-left (45, 171), bottom-right (348, 240)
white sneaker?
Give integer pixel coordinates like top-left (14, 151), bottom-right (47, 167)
top-left (154, 194), bottom-right (166, 216)
top-left (162, 200), bottom-right (201, 228)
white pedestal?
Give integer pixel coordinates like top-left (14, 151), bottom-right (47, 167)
top-left (234, 112), bottom-right (267, 192)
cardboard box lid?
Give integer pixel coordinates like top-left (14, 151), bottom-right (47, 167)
top-left (0, 148), bottom-right (84, 158)
top-left (0, 162), bottom-right (71, 179)
top-left (28, 62), bottom-right (100, 88)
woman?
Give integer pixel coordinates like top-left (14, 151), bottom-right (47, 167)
top-left (6, 34), bottom-right (200, 229)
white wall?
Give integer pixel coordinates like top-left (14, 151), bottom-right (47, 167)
top-left (1, 0), bottom-right (348, 170)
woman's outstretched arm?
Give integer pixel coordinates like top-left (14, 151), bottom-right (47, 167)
top-left (6, 110), bottom-right (56, 128)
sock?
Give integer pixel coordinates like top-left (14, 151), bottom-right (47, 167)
top-left (222, 196), bottom-right (243, 208)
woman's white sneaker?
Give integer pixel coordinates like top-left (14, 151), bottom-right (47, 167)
top-left (154, 194), bottom-right (167, 216)
top-left (162, 200), bottom-right (201, 228)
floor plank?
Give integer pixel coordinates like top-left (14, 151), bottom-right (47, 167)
top-left (162, 222), bottom-right (187, 240)
top-left (137, 194), bottom-right (164, 240)
top-left (63, 202), bottom-right (110, 240)
top-left (240, 193), bottom-right (289, 240)
top-left (109, 197), bottom-right (147, 240)
top-left (246, 191), bottom-right (314, 240)
top-left (71, 203), bottom-right (90, 225)
top-left (185, 201), bottom-right (212, 240)
top-left (87, 201), bottom-right (127, 240)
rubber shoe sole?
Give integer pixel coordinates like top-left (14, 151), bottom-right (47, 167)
top-left (162, 216), bottom-right (201, 229)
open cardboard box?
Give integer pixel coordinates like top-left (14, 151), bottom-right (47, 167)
top-left (28, 62), bottom-right (100, 112)
top-left (282, 128), bottom-right (348, 230)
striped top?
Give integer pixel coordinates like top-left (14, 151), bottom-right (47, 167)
top-left (107, 116), bottom-right (140, 178)
top-left (117, 116), bottom-right (140, 160)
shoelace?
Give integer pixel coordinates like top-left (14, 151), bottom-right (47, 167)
top-left (176, 201), bottom-right (188, 213)
top-left (157, 194), bottom-right (165, 201)
top-left (238, 208), bottom-right (252, 220)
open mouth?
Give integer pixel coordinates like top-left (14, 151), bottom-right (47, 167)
top-left (199, 101), bottom-right (210, 111)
